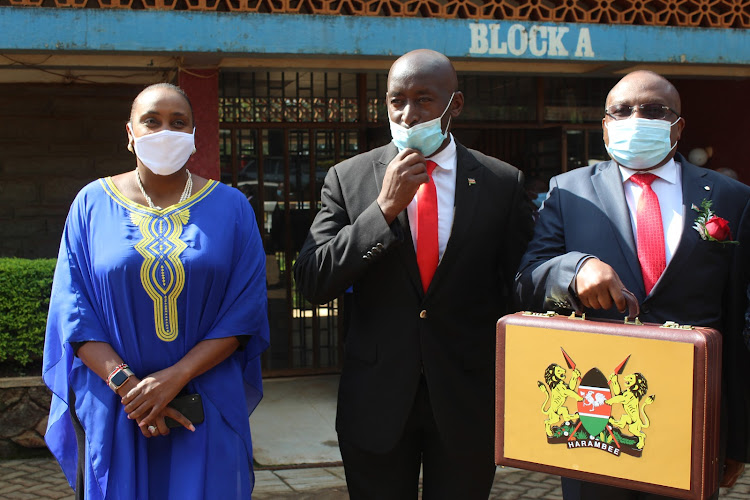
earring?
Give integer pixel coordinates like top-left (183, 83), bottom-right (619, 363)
top-left (127, 144), bottom-right (134, 153)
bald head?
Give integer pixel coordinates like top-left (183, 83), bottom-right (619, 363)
top-left (388, 49), bottom-right (458, 93)
top-left (385, 49), bottom-right (463, 156)
top-left (606, 71), bottom-right (681, 115)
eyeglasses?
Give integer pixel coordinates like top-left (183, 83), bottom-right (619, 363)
top-left (605, 103), bottom-right (680, 121)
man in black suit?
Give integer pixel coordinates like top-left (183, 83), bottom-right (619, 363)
top-left (515, 70), bottom-right (750, 499)
top-left (294, 49), bottom-right (533, 498)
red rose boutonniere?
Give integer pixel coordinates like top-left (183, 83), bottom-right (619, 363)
top-left (692, 199), bottom-right (739, 244)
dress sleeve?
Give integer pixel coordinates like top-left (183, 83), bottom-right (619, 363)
top-left (42, 190), bottom-right (111, 488)
top-left (201, 196), bottom-right (270, 413)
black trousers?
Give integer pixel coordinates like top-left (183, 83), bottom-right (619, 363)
top-left (560, 477), bottom-right (719, 500)
top-left (68, 387), bottom-right (86, 500)
top-left (339, 375), bottom-right (496, 500)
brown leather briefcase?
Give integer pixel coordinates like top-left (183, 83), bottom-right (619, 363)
top-left (495, 297), bottom-right (721, 500)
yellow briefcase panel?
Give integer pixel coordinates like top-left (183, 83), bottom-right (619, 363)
top-left (495, 310), bottom-right (721, 500)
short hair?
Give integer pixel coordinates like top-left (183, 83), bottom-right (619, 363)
top-left (130, 82), bottom-right (194, 122)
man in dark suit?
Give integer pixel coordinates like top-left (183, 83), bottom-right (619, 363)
top-left (294, 49), bottom-right (533, 498)
top-left (515, 70), bottom-right (750, 499)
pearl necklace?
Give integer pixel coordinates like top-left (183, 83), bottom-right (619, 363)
top-left (135, 169), bottom-right (192, 210)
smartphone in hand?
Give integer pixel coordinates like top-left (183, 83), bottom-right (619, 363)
top-left (165, 393), bottom-right (204, 429)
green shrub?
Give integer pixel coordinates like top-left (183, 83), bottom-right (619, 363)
top-left (0, 258), bottom-right (56, 368)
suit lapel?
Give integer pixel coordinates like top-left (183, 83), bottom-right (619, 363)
top-left (374, 144), bottom-right (423, 295)
top-left (591, 161), bottom-right (645, 295)
top-left (427, 143), bottom-right (482, 295)
top-left (652, 159), bottom-right (712, 294)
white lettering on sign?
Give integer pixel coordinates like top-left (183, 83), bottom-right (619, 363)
top-left (547, 27), bottom-right (569, 56)
top-left (469, 23), bottom-right (489, 53)
top-left (507, 24), bottom-right (528, 56)
top-left (469, 23), bottom-right (595, 58)
top-left (575, 28), bottom-right (595, 58)
top-left (529, 26), bottom-right (547, 56)
top-left (489, 24), bottom-right (507, 54)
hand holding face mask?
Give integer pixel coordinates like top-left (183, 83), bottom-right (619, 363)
top-left (389, 93), bottom-right (455, 157)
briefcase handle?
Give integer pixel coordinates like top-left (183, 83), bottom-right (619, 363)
top-left (622, 289), bottom-right (641, 324)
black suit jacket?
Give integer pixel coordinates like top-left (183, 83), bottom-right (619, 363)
top-left (515, 153), bottom-right (750, 461)
top-left (295, 141), bottom-right (533, 454)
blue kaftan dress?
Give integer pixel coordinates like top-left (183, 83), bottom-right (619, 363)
top-left (42, 177), bottom-right (270, 500)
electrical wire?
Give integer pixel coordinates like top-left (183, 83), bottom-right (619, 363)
top-left (0, 54), bottom-right (179, 83)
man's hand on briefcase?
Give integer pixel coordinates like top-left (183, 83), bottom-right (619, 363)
top-left (575, 258), bottom-right (629, 313)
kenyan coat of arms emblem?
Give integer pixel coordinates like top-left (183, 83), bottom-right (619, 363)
top-left (538, 348), bottom-right (656, 457)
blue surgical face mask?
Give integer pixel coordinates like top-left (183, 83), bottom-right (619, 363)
top-left (605, 117), bottom-right (681, 170)
top-left (389, 93), bottom-right (455, 157)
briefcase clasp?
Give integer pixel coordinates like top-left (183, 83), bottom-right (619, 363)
top-left (660, 321), bottom-right (694, 330)
top-left (521, 311), bottom-right (558, 318)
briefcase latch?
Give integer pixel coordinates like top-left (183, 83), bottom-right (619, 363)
top-left (521, 311), bottom-right (558, 318)
top-left (624, 316), bottom-right (643, 326)
top-left (660, 321), bottom-right (694, 330)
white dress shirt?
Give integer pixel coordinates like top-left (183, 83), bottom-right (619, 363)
top-left (619, 158), bottom-right (683, 265)
top-left (406, 135), bottom-right (457, 261)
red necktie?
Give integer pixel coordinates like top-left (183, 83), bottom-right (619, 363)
top-left (416, 160), bottom-right (439, 293)
top-left (630, 173), bottom-right (665, 295)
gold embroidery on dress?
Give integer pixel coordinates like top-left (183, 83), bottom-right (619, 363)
top-left (130, 209), bottom-right (190, 342)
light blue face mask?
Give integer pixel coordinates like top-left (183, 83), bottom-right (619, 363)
top-left (389, 93), bottom-right (455, 157)
top-left (605, 117), bottom-right (681, 170)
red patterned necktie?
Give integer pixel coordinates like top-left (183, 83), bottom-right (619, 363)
top-left (416, 160), bottom-right (439, 293)
top-left (630, 173), bottom-right (665, 295)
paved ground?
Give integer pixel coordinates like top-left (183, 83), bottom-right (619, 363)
top-left (253, 466), bottom-right (568, 500)
top-left (250, 375), bottom-right (340, 466)
top-left (0, 458), bottom-right (73, 500)
top-left (5, 375), bottom-right (750, 498)
top-left (2, 457), bottom-right (750, 499)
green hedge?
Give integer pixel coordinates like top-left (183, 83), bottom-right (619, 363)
top-left (0, 258), bottom-right (56, 368)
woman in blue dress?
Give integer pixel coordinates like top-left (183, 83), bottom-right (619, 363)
top-left (43, 83), bottom-right (270, 499)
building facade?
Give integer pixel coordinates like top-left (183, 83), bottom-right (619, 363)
top-left (1, 1), bottom-right (748, 374)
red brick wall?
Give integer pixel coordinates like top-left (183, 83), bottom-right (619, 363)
top-left (179, 69), bottom-right (220, 181)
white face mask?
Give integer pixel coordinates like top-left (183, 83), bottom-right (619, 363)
top-left (129, 124), bottom-right (195, 176)
top-left (389, 93), bottom-right (455, 157)
top-left (605, 117), bottom-right (681, 170)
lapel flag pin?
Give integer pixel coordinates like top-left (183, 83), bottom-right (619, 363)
top-left (468, 178), bottom-right (476, 186)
